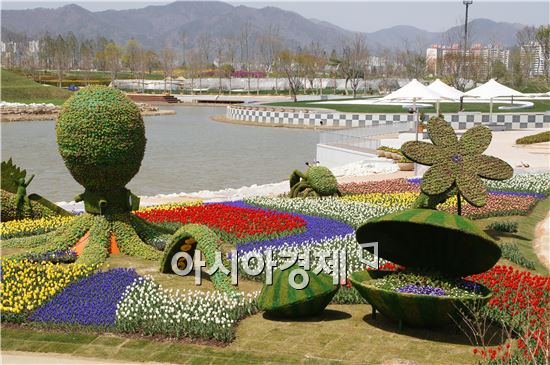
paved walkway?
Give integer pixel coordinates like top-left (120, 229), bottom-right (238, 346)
top-left (1, 351), bottom-right (171, 365)
top-left (534, 210), bottom-right (550, 271)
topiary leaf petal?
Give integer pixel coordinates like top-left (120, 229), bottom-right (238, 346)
top-left (420, 163), bottom-right (455, 195)
top-left (456, 171), bottom-right (486, 207)
top-left (459, 126), bottom-right (492, 156)
top-left (475, 155), bottom-right (514, 180)
top-left (401, 141), bottom-right (441, 165)
top-left (427, 118), bottom-right (458, 148)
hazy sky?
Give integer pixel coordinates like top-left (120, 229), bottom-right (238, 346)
top-left (2, 0), bottom-right (548, 32)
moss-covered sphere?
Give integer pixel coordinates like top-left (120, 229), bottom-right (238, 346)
top-left (307, 166), bottom-right (339, 196)
top-left (56, 86), bottom-right (146, 192)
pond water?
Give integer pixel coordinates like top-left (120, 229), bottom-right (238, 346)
top-left (1, 106), bottom-right (318, 201)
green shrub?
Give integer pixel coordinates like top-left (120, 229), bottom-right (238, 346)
top-left (331, 285), bottom-right (367, 304)
top-left (516, 131), bottom-right (550, 145)
top-left (499, 243), bottom-right (536, 270)
top-left (486, 220), bottom-right (519, 233)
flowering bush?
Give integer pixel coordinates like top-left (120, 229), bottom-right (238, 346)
top-left (0, 216), bottom-right (76, 240)
top-left (29, 268), bottom-right (139, 326)
top-left (245, 196), bottom-right (396, 228)
top-left (468, 266), bottom-right (550, 364)
top-left (0, 259), bottom-right (95, 322)
top-left (135, 203), bottom-right (306, 244)
top-left (115, 276), bottom-right (259, 342)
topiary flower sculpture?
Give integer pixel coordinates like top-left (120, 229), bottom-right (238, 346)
top-left (2, 86), bottom-right (173, 265)
top-left (401, 117), bottom-right (513, 214)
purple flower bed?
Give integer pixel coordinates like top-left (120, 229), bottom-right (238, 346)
top-left (29, 268), bottom-right (139, 326)
top-left (27, 249), bottom-right (77, 264)
top-left (221, 201), bottom-right (354, 254)
top-left (396, 284), bottom-right (446, 297)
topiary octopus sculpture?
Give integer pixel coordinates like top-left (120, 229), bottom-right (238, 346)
top-left (289, 163), bottom-right (341, 198)
top-left (2, 86), bottom-right (173, 266)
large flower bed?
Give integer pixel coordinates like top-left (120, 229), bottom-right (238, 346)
top-left (0, 259), bottom-right (95, 322)
top-left (469, 266), bottom-right (550, 363)
top-left (135, 203), bottom-right (306, 244)
top-left (29, 268), bottom-right (139, 327)
top-left (341, 192), bottom-right (541, 219)
top-left (116, 276), bottom-right (259, 342)
top-left (245, 196), bottom-right (396, 228)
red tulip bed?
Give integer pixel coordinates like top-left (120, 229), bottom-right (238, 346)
top-left (468, 266), bottom-right (550, 364)
top-left (134, 203), bottom-right (307, 244)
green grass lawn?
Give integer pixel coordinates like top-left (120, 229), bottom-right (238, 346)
top-left (1, 69), bottom-right (72, 105)
top-left (266, 100), bottom-right (550, 114)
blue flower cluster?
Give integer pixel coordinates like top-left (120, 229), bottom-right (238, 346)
top-left (26, 249), bottom-right (77, 264)
top-left (396, 284), bottom-right (446, 297)
top-left (29, 268), bottom-right (139, 326)
top-left (223, 201), bottom-right (354, 254)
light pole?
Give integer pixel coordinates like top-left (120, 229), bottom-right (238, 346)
top-left (460, 0), bottom-right (473, 103)
top-left (463, 0), bottom-right (473, 52)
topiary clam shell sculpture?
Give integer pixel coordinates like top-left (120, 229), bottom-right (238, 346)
top-left (351, 209), bottom-right (499, 328)
top-left (2, 86), bottom-right (173, 266)
top-left (350, 119), bottom-right (510, 328)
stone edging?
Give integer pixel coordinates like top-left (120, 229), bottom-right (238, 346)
top-left (227, 105), bottom-right (550, 130)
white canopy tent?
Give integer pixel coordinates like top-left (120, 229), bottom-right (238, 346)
top-left (427, 79), bottom-right (464, 114)
top-left (464, 79), bottom-right (524, 120)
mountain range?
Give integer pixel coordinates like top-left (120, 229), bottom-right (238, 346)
top-left (1, 1), bottom-right (526, 53)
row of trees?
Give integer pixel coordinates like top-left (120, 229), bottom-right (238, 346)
top-left (2, 24), bottom-right (549, 99)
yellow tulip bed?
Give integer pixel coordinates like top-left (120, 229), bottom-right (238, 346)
top-left (0, 259), bottom-right (95, 322)
top-left (0, 216), bottom-right (77, 240)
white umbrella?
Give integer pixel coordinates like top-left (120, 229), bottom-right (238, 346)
top-left (427, 79), bottom-right (464, 115)
top-left (464, 79), bottom-right (524, 121)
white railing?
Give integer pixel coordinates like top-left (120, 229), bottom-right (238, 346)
top-left (319, 121), bottom-right (414, 152)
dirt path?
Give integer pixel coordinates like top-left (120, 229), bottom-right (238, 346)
top-left (1, 351), bottom-right (171, 365)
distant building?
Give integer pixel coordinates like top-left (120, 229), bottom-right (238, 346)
top-left (426, 43), bottom-right (510, 76)
top-left (521, 42), bottom-right (545, 76)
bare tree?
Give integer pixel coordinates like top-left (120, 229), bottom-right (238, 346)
top-left (104, 42), bottom-right (122, 83)
top-left (160, 47), bottom-right (177, 93)
top-left (338, 34), bottom-right (369, 98)
top-left (535, 25), bottom-right (550, 81)
top-left (223, 33), bottom-right (238, 94)
top-left (53, 35), bottom-right (69, 87)
top-left (276, 49), bottom-right (303, 102)
top-left (240, 21), bottom-right (253, 94)
top-left (79, 39), bottom-right (94, 86)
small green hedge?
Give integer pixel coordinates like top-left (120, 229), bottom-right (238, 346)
top-left (516, 131), bottom-right (550, 145)
top-left (500, 243), bottom-right (536, 270)
top-left (486, 220), bottom-right (519, 233)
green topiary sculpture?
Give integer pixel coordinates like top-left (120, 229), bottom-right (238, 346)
top-left (160, 224), bottom-right (236, 294)
top-left (57, 86), bottom-right (145, 213)
top-left (289, 164), bottom-right (341, 198)
top-left (258, 264), bottom-right (339, 318)
top-left (1, 158), bottom-right (71, 221)
top-left (402, 117), bottom-right (513, 214)
top-left (2, 87), bottom-right (172, 265)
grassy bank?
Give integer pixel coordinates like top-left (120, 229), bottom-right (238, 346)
top-left (266, 100), bottom-right (550, 114)
top-left (1, 69), bottom-right (72, 105)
